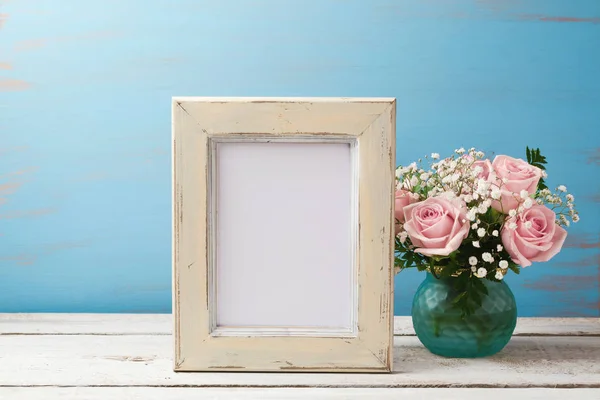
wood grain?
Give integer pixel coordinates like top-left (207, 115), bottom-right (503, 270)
top-left (1, 388), bottom-right (599, 400)
top-left (0, 334), bottom-right (599, 388)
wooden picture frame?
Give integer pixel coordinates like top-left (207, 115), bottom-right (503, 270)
top-left (172, 97), bottom-right (396, 372)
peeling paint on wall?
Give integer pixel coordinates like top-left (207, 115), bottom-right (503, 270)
top-left (586, 148), bottom-right (600, 166)
top-left (0, 208), bottom-right (56, 219)
top-left (14, 30), bottom-right (122, 52)
top-left (0, 79), bottom-right (31, 91)
top-left (0, 13), bottom-right (8, 30)
top-left (564, 233), bottom-right (600, 249)
top-left (0, 240), bottom-right (90, 267)
top-left (553, 254), bottom-right (600, 270)
top-left (474, 0), bottom-right (523, 12)
top-left (0, 166), bottom-right (37, 205)
top-left (0, 254), bottom-right (36, 266)
top-left (0, 181), bottom-right (23, 205)
top-left (524, 275), bottom-right (597, 292)
top-left (515, 14), bottom-right (600, 24)
top-left (13, 39), bottom-right (47, 52)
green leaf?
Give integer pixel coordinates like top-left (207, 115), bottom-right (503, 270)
top-left (509, 264), bottom-right (520, 275)
top-left (471, 289), bottom-right (482, 306)
top-left (452, 292), bottom-right (467, 304)
top-left (472, 277), bottom-right (489, 296)
top-left (526, 147), bottom-right (531, 163)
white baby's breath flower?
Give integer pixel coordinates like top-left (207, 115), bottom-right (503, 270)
top-left (509, 222), bottom-right (518, 230)
top-left (420, 173), bottom-right (429, 181)
top-left (509, 209), bottom-right (517, 217)
top-left (450, 161), bottom-right (458, 169)
top-left (451, 173), bottom-right (461, 182)
top-left (492, 230), bottom-right (499, 237)
top-left (566, 194), bottom-right (574, 202)
top-left (499, 260), bottom-right (509, 269)
top-left (410, 176), bottom-right (419, 187)
top-left (520, 189), bottom-right (529, 200)
top-left (399, 231), bottom-right (408, 243)
top-left (536, 198), bottom-right (544, 205)
top-left (471, 266), bottom-right (477, 272)
top-left (473, 166), bottom-right (484, 175)
top-left (469, 256), bottom-right (478, 266)
top-left (431, 153), bottom-right (440, 160)
top-left (525, 221), bottom-right (532, 229)
top-left (464, 194), bottom-right (473, 203)
top-left (477, 179), bottom-right (490, 193)
top-left (491, 189), bottom-right (501, 200)
top-left (557, 185), bottom-right (567, 192)
top-left (497, 244), bottom-right (503, 252)
top-left (476, 267), bottom-right (487, 278)
top-left (456, 147), bottom-right (466, 154)
top-left (466, 209), bottom-right (477, 221)
top-left (478, 203), bottom-right (488, 214)
top-left (541, 170), bottom-right (548, 178)
top-left (495, 271), bottom-right (504, 280)
top-left (477, 228), bottom-right (486, 238)
top-left (476, 151), bottom-right (485, 158)
top-left (472, 192), bottom-right (480, 200)
top-left (523, 197), bottom-right (533, 209)
top-left (482, 252), bottom-right (493, 262)
top-left (573, 214), bottom-right (580, 223)
top-left (440, 191), bottom-right (457, 200)
top-left (472, 223), bottom-right (478, 230)
top-left (472, 241), bottom-right (480, 248)
top-left (502, 177), bottom-right (508, 184)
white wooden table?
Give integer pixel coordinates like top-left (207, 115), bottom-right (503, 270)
top-left (0, 314), bottom-right (598, 399)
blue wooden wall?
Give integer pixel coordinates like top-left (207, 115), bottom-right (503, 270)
top-left (1, 0), bottom-right (598, 316)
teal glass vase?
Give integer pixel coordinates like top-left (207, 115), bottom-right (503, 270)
top-left (411, 272), bottom-right (517, 358)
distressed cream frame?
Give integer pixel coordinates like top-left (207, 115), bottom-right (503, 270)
top-left (172, 97), bottom-right (396, 372)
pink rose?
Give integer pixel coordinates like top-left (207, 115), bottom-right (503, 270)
top-left (403, 197), bottom-right (470, 257)
top-left (394, 189), bottom-right (418, 234)
top-left (501, 205), bottom-right (567, 267)
top-left (472, 159), bottom-right (494, 181)
top-left (491, 155), bottom-right (542, 213)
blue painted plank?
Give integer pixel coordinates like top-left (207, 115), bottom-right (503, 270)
top-left (0, 0), bottom-right (598, 315)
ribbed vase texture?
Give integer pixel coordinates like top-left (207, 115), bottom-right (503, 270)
top-left (411, 273), bottom-right (517, 358)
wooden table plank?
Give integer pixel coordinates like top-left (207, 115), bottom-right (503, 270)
top-left (1, 314), bottom-right (598, 336)
top-left (0, 334), bottom-right (598, 388)
top-left (0, 314), bottom-right (171, 335)
top-left (0, 388), bottom-right (599, 400)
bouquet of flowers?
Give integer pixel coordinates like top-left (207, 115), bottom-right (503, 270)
top-left (394, 147), bottom-right (579, 316)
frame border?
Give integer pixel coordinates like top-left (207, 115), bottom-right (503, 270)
top-left (173, 97), bottom-right (396, 372)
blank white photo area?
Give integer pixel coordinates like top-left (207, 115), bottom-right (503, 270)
top-left (213, 141), bottom-right (356, 332)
